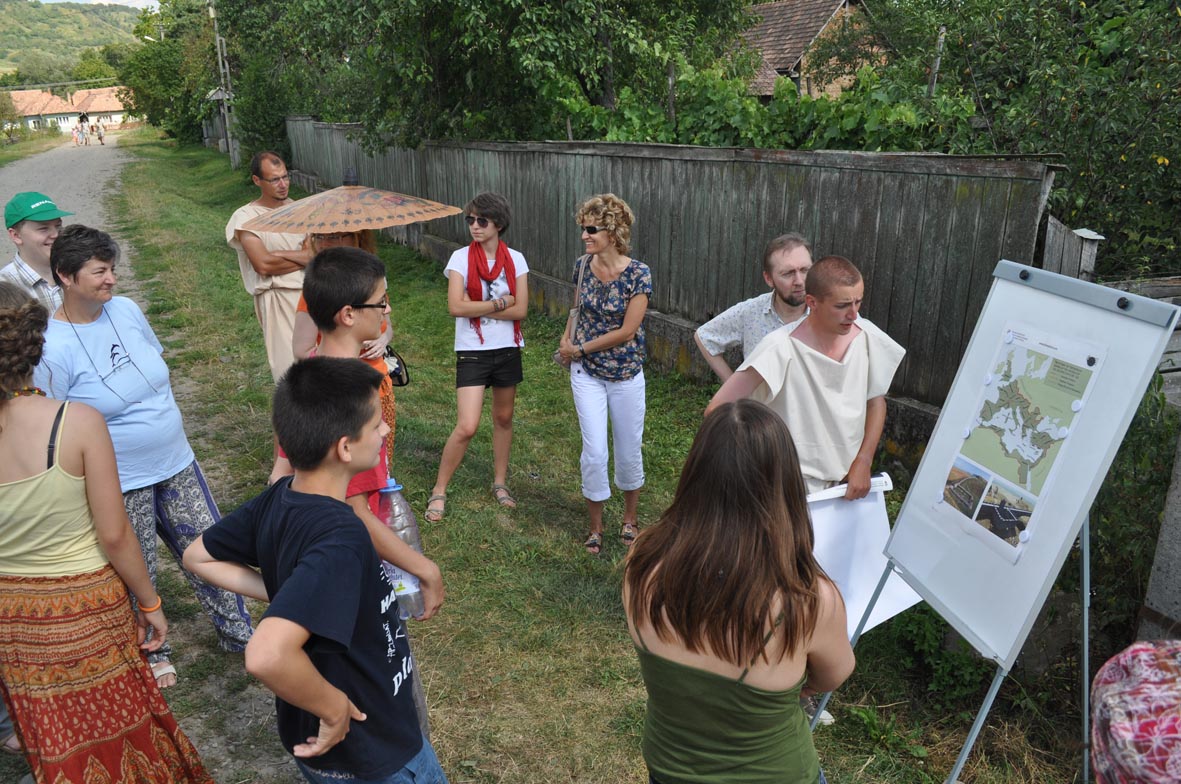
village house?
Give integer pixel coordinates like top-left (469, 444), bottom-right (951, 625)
top-left (744, 0), bottom-right (862, 98)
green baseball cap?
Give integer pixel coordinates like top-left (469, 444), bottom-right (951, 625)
top-left (4, 192), bottom-right (73, 229)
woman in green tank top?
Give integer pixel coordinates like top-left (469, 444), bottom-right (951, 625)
top-left (623, 399), bottom-right (855, 784)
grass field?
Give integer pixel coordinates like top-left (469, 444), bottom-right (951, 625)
top-left (1, 128), bottom-right (1082, 783)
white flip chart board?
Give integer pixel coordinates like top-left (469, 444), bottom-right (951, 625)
top-left (885, 261), bottom-right (1179, 670)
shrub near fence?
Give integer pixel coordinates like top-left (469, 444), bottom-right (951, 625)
top-left (287, 117), bottom-right (1056, 407)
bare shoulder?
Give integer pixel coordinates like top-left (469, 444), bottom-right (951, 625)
top-left (64, 401), bottom-right (106, 429)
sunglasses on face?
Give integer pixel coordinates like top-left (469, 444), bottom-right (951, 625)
top-left (465, 215), bottom-right (491, 228)
top-left (580, 225), bottom-right (604, 235)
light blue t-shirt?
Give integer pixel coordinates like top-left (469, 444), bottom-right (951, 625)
top-left (35, 296), bottom-right (195, 493)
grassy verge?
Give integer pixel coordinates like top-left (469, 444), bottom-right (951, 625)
top-left (68, 127), bottom-right (1078, 783)
top-left (0, 131), bottom-right (71, 168)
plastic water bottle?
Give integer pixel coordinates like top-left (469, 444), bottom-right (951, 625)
top-left (376, 477), bottom-right (426, 620)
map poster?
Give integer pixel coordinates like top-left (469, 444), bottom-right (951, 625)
top-left (943, 323), bottom-right (1104, 560)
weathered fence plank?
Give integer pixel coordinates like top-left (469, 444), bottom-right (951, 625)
top-left (286, 118), bottom-right (1056, 406)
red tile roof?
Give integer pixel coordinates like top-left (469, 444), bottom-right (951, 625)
top-left (743, 0), bottom-right (848, 95)
top-left (8, 89), bottom-right (76, 118)
top-left (71, 87), bottom-right (125, 114)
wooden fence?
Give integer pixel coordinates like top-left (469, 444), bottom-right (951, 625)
top-left (287, 117), bottom-right (1058, 407)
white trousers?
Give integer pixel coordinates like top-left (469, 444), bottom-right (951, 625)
top-left (571, 362), bottom-right (646, 502)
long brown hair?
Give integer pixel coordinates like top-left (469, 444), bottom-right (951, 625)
top-left (625, 399), bottom-right (826, 667)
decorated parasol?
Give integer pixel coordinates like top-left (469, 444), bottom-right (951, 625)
top-left (240, 185), bottom-right (463, 234)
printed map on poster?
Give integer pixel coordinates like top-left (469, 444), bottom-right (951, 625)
top-left (961, 336), bottom-right (1092, 496)
top-left (944, 324), bottom-right (1101, 552)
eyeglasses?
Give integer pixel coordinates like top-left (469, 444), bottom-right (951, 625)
top-left (580, 225), bottom-right (604, 235)
top-left (261, 173), bottom-right (291, 185)
top-left (352, 294), bottom-right (389, 310)
top-left (465, 215), bottom-right (491, 228)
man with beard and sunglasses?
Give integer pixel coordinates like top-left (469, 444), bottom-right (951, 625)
top-left (694, 233), bottom-right (812, 382)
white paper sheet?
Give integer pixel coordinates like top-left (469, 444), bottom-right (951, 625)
top-left (808, 476), bottom-right (922, 638)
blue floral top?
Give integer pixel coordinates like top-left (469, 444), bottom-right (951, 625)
top-left (572, 256), bottom-right (653, 382)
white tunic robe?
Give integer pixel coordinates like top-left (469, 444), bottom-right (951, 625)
top-left (739, 317), bottom-right (905, 492)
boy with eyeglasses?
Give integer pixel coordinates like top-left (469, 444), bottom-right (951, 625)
top-left (225, 151), bottom-right (312, 382)
top-left (275, 246), bottom-right (443, 620)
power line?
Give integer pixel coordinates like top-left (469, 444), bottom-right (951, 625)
top-left (1, 77), bottom-right (119, 91)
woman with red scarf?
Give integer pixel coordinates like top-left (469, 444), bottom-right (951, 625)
top-left (426, 193), bottom-right (529, 522)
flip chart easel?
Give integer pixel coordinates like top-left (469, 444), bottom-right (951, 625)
top-left (812, 261), bottom-right (1179, 783)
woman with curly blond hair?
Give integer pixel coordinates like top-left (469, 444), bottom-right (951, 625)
top-left (558, 193), bottom-right (651, 555)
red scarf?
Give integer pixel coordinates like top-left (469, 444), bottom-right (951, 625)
top-left (466, 240), bottom-right (523, 345)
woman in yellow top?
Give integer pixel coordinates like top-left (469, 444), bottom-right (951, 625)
top-left (0, 282), bottom-right (211, 784)
top-left (623, 400), bottom-right (854, 784)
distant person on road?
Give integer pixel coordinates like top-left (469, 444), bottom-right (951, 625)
top-left (624, 399), bottom-right (854, 784)
top-left (0, 191), bottom-right (72, 313)
top-left (0, 281), bottom-right (213, 784)
top-left (694, 233), bottom-right (812, 382)
top-left (185, 357), bottom-right (450, 784)
top-left (96, 121), bottom-right (106, 145)
top-left (35, 225), bottom-right (254, 689)
top-left (225, 151), bottom-right (311, 382)
top-left (706, 256), bottom-right (905, 499)
top-left (425, 192), bottom-right (529, 523)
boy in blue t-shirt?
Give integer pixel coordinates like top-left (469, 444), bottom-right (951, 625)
top-left (184, 357), bottom-right (448, 783)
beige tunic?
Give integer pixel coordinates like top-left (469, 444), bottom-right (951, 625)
top-left (225, 203), bottom-right (307, 381)
top-left (739, 317), bottom-right (905, 491)
top-left (225, 203), bottom-right (306, 296)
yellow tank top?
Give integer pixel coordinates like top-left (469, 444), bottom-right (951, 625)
top-left (0, 403), bottom-right (109, 576)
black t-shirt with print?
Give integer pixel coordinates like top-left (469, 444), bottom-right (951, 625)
top-left (202, 478), bottom-right (421, 778)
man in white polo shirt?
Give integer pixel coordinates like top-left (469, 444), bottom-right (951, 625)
top-left (694, 233), bottom-right (812, 381)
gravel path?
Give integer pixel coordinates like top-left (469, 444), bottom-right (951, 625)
top-left (0, 136), bottom-right (131, 238)
top-left (0, 135), bottom-right (148, 302)
top-left (0, 136), bottom-right (302, 784)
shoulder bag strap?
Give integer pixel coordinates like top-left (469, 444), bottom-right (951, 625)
top-left (570, 254), bottom-right (591, 336)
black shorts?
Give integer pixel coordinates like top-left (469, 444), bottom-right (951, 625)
top-left (455, 346), bottom-right (523, 388)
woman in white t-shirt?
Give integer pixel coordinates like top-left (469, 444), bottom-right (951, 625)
top-left (425, 193), bottom-right (529, 522)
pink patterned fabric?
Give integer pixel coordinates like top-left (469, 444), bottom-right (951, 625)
top-left (1091, 640), bottom-right (1181, 783)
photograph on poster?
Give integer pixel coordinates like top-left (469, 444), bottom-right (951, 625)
top-left (958, 323), bottom-right (1098, 498)
top-left (944, 456), bottom-right (989, 517)
top-left (973, 480), bottom-right (1035, 547)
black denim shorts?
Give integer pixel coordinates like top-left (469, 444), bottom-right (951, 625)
top-left (455, 346), bottom-right (523, 388)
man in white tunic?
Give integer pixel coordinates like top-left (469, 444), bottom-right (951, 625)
top-left (693, 233), bottom-right (812, 381)
top-left (707, 256), bottom-right (905, 499)
top-left (225, 151), bottom-right (310, 382)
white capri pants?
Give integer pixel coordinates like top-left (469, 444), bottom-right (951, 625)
top-left (571, 362), bottom-right (646, 502)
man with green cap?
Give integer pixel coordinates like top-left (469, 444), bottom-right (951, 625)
top-left (0, 192), bottom-right (73, 313)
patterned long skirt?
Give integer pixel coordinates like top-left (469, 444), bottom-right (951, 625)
top-left (0, 565), bottom-right (213, 783)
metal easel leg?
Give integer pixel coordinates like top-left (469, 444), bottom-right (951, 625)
top-left (1081, 515), bottom-right (1092, 783)
top-left (945, 666), bottom-right (1007, 784)
top-left (810, 563), bottom-right (893, 732)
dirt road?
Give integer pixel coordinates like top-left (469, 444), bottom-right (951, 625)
top-left (0, 137), bottom-right (302, 784)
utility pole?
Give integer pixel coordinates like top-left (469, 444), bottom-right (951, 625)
top-left (207, 0), bottom-right (239, 168)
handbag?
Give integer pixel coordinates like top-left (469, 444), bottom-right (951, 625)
top-left (384, 345), bottom-right (410, 387)
top-left (553, 254), bottom-right (591, 372)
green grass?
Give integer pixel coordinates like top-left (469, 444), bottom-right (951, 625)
top-left (5, 127), bottom-right (1081, 784)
